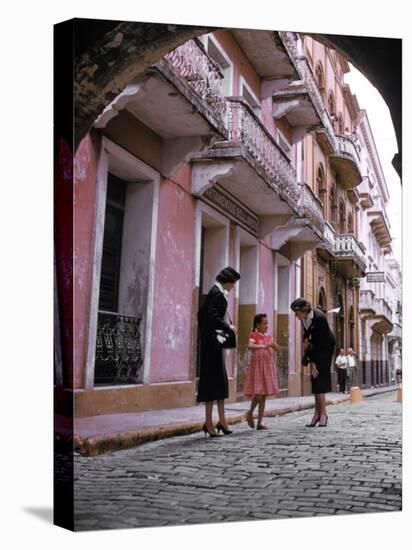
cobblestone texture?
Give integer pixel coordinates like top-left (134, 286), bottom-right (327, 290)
top-left (73, 392), bottom-right (402, 531)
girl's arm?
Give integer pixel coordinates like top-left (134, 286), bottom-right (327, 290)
top-left (247, 338), bottom-right (268, 350)
top-left (269, 341), bottom-right (280, 352)
top-left (265, 336), bottom-right (279, 352)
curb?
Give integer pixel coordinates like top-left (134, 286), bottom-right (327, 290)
top-left (66, 387), bottom-right (397, 456)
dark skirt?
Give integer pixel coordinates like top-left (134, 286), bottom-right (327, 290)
top-left (310, 349), bottom-right (333, 394)
top-left (197, 333), bottom-right (228, 402)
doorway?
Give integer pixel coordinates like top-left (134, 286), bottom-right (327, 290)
top-left (196, 210), bottom-right (228, 377)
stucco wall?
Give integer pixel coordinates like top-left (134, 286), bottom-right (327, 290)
top-left (149, 164), bottom-right (195, 383)
top-left (73, 133), bottom-right (100, 389)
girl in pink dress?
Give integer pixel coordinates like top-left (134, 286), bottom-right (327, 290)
top-left (244, 313), bottom-right (279, 430)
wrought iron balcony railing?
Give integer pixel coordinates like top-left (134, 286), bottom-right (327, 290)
top-left (94, 311), bottom-right (143, 386)
top-left (164, 39), bottom-right (227, 125)
top-left (226, 97), bottom-right (300, 205)
top-left (298, 183), bottom-right (324, 233)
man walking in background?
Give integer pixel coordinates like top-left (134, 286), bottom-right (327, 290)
top-left (335, 348), bottom-right (348, 393)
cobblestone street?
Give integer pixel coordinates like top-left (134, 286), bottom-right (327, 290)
top-left (73, 391), bottom-right (402, 531)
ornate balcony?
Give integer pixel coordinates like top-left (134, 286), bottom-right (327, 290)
top-left (358, 176), bottom-right (374, 208)
top-left (288, 55), bottom-right (337, 154)
top-left (162, 40), bottom-right (227, 125)
top-left (388, 323), bottom-right (402, 341)
top-left (94, 39), bottom-right (228, 176)
top-left (94, 311), bottom-right (143, 386)
top-left (359, 292), bottom-right (392, 334)
top-left (371, 298), bottom-right (393, 334)
top-left (270, 183), bottom-right (325, 261)
top-left (298, 184), bottom-right (324, 233)
top-left (368, 210), bottom-right (392, 250)
top-left (191, 97), bottom-right (301, 238)
top-left (225, 99), bottom-right (300, 205)
top-left (271, 54), bottom-right (362, 192)
top-left (359, 289), bottom-right (376, 317)
top-left (329, 135), bottom-right (363, 189)
top-left (333, 234), bottom-right (367, 277)
top-left (317, 221), bottom-right (336, 260)
top-left (230, 30), bottom-right (301, 98)
top-left (272, 55), bottom-right (335, 147)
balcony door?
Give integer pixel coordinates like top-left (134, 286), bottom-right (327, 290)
top-left (196, 214), bottom-right (228, 377)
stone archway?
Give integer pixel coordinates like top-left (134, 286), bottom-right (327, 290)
top-left (58, 19), bottom-right (401, 174)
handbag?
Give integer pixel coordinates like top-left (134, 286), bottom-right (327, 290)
top-left (216, 312), bottom-right (237, 349)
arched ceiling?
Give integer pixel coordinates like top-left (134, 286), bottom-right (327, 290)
top-left (64, 19), bottom-right (401, 177)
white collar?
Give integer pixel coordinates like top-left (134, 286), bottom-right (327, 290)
top-left (303, 309), bottom-right (314, 328)
top-left (214, 281), bottom-right (228, 299)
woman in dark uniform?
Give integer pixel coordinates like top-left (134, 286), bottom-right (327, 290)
top-left (197, 267), bottom-right (240, 437)
top-left (290, 298), bottom-right (336, 427)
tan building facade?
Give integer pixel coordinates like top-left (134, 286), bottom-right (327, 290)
top-left (299, 36), bottom-right (367, 392)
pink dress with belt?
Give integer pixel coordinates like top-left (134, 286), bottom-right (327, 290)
top-left (243, 331), bottom-right (279, 397)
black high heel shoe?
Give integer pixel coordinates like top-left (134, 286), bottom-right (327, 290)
top-left (216, 422), bottom-right (232, 435)
top-left (202, 423), bottom-right (220, 438)
top-left (319, 415), bottom-right (328, 427)
top-left (306, 416), bottom-right (320, 427)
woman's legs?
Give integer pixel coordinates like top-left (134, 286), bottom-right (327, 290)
top-left (313, 394), bottom-right (321, 421)
top-left (205, 400), bottom-right (215, 432)
top-left (245, 396), bottom-right (259, 428)
top-left (249, 396), bottom-right (259, 415)
top-left (257, 396), bottom-right (266, 428)
top-left (217, 399), bottom-right (229, 429)
top-left (318, 393), bottom-right (328, 425)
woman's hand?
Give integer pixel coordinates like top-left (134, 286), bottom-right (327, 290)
top-left (310, 362), bottom-right (319, 378)
top-left (230, 325), bottom-right (237, 333)
top-left (303, 338), bottom-right (311, 351)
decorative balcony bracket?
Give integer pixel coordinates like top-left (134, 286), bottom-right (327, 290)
top-left (191, 159), bottom-right (240, 196)
top-left (161, 135), bottom-right (214, 178)
top-left (280, 238), bottom-right (320, 262)
top-left (94, 77), bottom-right (148, 128)
top-left (259, 214), bottom-right (294, 239)
top-left (273, 98), bottom-right (303, 119)
top-left (261, 78), bottom-right (293, 99)
top-left (271, 225), bottom-right (302, 250)
top-left (291, 125), bottom-right (319, 145)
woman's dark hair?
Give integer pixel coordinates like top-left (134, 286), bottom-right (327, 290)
top-left (301, 302), bottom-right (312, 314)
top-left (253, 313), bottom-right (267, 330)
top-left (290, 298), bottom-right (312, 314)
top-left (216, 266), bottom-right (241, 284)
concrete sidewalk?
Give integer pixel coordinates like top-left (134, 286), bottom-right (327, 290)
top-left (55, 386), bottom-right (399, 456)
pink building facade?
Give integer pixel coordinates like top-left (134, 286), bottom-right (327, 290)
top-left (55, 28), bottom-right (399, 417)
top-left (54, 30), bottom-right (323, 417)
